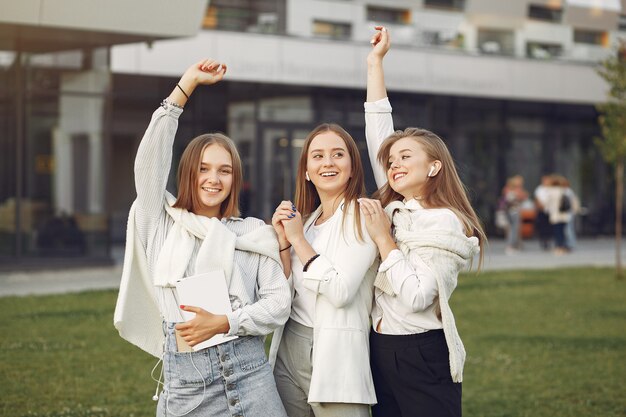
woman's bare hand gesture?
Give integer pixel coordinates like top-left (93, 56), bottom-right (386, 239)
top-left (169, 58), bottom-right (228, 106)
top-left (184, 58), bottom-right (228, 86)
top-left (367, 26), bottom-right (390, 65)
top-left (358, 197), bottom-right (398, 261)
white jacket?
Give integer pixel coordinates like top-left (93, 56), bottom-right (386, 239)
top-left (269, 201), bottom-right (379, 404)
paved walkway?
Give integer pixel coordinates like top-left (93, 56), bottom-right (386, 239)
top-left (0, 238), bottom-right (622, 297)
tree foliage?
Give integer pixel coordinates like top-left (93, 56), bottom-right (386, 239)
top-left (595, 41), bottom-right (626, 163)
top-left (596, 40), bottom-right (626, 279)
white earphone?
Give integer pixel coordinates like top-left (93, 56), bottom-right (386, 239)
top-left (428, 165), bottom-right (436, 177)
top-left (305, 171), bottom-right (311, 181)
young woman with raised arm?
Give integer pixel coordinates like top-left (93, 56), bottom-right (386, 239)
top-left (268, 123), bottom-right (379, 417)
top-left (114, 59), bottom-right (291, 417)
top-left (359, 27), bottom-right (486, 417)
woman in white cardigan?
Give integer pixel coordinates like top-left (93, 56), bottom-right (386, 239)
top-left (359, 28), bottom-right (487, 417)
top-left (269, 123), bottom-right (379, 417)
top-left (113, 59), bottom-right (291, 417)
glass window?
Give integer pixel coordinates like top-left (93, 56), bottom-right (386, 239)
top-left (477, 28), bottom-right (515, 55)
top-left (526, 42), bottom-right (563, 59)
top-left (421, 30), bottom-right (464, 48)
top-left (366, 6), bottom-right (411, 24)
top-left (0, 51), bottom-right (17, 258)
top-left (423, 0), bottom-right (465, 11)
top-left (618, 15), bottom-right (626, 31)
top-left (573, 29), bottom-right (607, 46)
top-left (312, 20), bottom-right (352, 40)
top-left (18, 50), bottom-right (111, 259)
top-left (528, 5), bottom-right (562, 22)
top-left (203, 0), bottom-right (286, 34)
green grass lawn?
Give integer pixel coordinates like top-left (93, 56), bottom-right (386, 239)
top-left (1, 267), bottom-right (624, 417)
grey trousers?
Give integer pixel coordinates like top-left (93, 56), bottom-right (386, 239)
top-left (273, 319), bottom-right (371, 417)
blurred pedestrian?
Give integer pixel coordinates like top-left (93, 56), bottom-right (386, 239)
top-left (562, 177), bottom-right (581, 250)
top-left (501, 175), bottom-right (528, 254)
top-left (534, 174), bottom-right (553, 250)
top-left (545, 174), bottom-right (573, 255)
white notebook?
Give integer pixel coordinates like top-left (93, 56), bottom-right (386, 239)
top-left (175, 270), bottom-right (238, 351)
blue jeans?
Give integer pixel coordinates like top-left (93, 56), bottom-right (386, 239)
top-left (553, 222), bottom-right (567, 250)
top-left (157, 322), bottom-right (287, 417)
top-left (565, 216), bottom-right (577, 249)
top-left (506, 210), bottom-right (521, 248)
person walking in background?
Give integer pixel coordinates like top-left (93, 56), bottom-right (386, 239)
top-left (545, 174), bottom-right (573, 255)
top-left (501, 175), bottom-right (528, 254)
top-left (269, 123), bottom-right (379, 416)
top-left (114, 59), bottom-right (291, 417)
top-left (562, 177), bottom-right (581, 250)
top-left (534, 174), bottom-right (553, 251)
top-left (360, 26), bottom-right (485, 417)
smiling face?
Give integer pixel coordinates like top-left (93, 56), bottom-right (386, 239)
top-left (194, 143), bottom-right (233, 217)
top-left (387, 137), bottom-right (435, 200)
top-left (306, 131), bottom-right (352, 200)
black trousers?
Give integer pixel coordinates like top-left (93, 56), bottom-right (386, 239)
top-left (535, 211), bottom-right (552, 248)
top-left (370, 329), bottom-right (462, 417)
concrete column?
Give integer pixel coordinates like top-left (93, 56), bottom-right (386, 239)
top-left (52, 126), bottom-right (73, 215)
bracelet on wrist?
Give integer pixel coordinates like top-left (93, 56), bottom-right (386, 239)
top-left (176, 83), bottom-right (190, 100)
top-left (303, 254), bottom-right (320, 272)
top-left (279, 244), bottom-right (292, 252)
top-left (160, 99), bottom-right (184, 110)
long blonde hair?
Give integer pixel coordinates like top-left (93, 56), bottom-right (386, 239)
top-left (173, 133), bottom-right (242, 218)
top-left (374, 127), bottom-right (486, 267)
top-left (294, 123), bottom-right (366, 240)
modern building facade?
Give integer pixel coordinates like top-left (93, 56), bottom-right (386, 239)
top-left (0, 0), bottom-right (209, 266)
top-left (1, 0), bottom-right (625, 266)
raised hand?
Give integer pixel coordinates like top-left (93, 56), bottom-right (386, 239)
top-left (183, 58), bottom-right (228, 86)
top-left (367, 27), bottom-right (390, 102)
top-left (368, 26), bottom-right (391, 64)
top-left (169, 58), bottom-right (228, 106)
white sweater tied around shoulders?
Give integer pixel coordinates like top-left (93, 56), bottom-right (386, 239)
top-left (114, 193), bottom-right (281, 358)
top-left (374, 200), bottom-right (480, 383)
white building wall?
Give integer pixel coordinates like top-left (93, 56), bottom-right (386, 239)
top-left (0, 0), bottom-right (209, 38)
top-left (108, 0), bottom-right (623, 105)
top-left (523, 21), bottom-right (573, 49)
top-left (112, 30), bottom-right (607, 104)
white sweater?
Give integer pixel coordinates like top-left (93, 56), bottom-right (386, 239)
top-left (113, 104), bottom-right (291, 357)
top-left (380, 201), bottom-right (479, 382)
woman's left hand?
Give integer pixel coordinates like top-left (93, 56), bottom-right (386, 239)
top-left (175, 305), bottom-right (230, 347)
top-left (358, 198), bottom-right (392, 244)
top-left (281, 210), bottom-right (305, 244)
top-left (272, 200), bottom-right (297, 248)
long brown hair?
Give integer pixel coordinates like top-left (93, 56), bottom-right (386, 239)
top-left (374, 127), bottom-right (486, 267)
top-left (173, 133), bottom-right (242, 218)
top-left (294, 123), bottom-right (366, 240)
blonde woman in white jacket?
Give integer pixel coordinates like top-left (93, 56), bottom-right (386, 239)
top-left (269, 123), bottom-right (379, 417)
top-left (359, 28), bottom-right (486, 417)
